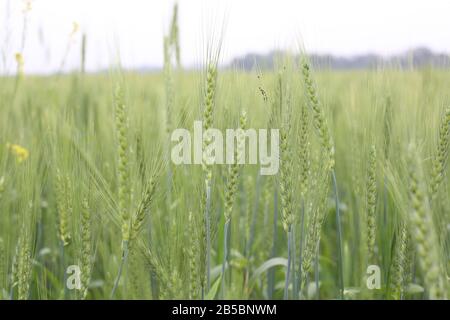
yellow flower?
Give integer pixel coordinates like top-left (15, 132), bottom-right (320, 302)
top-left (23, 1), bottom-right (32, 13)
top-left (15, 53), bottom-right (24, 64)
top-left (71, 21), bottom-right (79, 36)
top-left (15, 53), bottom-right (24, 75)
top-left (6, 143), bottom-right (29, 164)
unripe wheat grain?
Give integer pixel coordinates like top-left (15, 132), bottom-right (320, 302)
top-left (407, 143), bottom-right (447, 299)
top-left (366, 145), bottom-right (377, 264)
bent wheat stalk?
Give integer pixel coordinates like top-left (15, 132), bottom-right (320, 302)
top-left (301, 56), bottom-right (343, 299)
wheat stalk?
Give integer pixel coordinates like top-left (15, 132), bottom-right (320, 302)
top-left (0, 237), bottom-right (5, 294)
top-left (201, 62), bottom-right (217, 294)
top-left (188, 211), bottom-right (200, 299)
top-left (221, 110), bottom-right (247, 298)
top-left (301, 57), bottom-right (334, 170)
top-left (55, 170), bottom-right (72, 246)
top-left (17, 223), bottom-right (32, 300)
top-left (130, 173), bottom-right (158, 242)
top-left (430, 106), bottom-right (450, 200)
top-left (169, 3), bottom-right (180, 68)
top-left (391, 222), bottom-right (408, 300)
top-left (301, 56), bottom-right (343, 298)
top-left (111, 85), bottom-right (131, 298)
top-left (407, 143), bottom-right (447, 299)
top-left (300, 181), bottom-right (329, 294)
top-left (80, 197), bottom-right (92, 299)
top-left (366, 145), bottom-right (377, 264)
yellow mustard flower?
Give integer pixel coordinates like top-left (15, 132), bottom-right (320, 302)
top-left (6, 143), bottom-right (29, 164)
top-left (15, 53), bottom-right (24, 75)
top-left (71, 21), bottom-right (79, 36)
top-left (23, 1), bottom-right (32, 13)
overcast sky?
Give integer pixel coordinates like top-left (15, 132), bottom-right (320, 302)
top-left (1, 0), bottom-right (450, 74)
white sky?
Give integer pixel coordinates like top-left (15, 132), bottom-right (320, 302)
top-left (1, 0), bottom-right (450, 74)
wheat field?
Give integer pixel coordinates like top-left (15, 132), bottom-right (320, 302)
top-left (0, 4), bottom-right (449, 301)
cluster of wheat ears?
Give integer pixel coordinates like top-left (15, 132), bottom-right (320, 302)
top-left (0, 3), bottom-right (449, 300)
